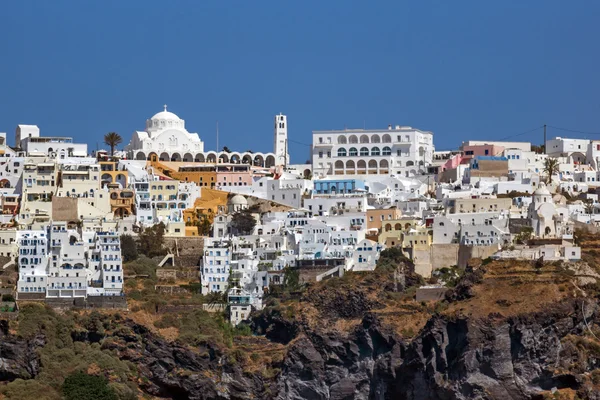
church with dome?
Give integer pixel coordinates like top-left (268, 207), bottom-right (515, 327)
top-left (126, 106), bottom-right (279, 168)
top-left (527, 182), bottom-right (571, 238)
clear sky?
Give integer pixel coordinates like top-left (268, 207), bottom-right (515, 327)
top-left (1, 1), bottom-right (599, 162)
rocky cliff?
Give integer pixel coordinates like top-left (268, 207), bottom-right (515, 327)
top-left (3, 257), bottom-right (600, 399)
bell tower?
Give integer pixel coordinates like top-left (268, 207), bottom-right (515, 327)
top-left (274, 113), bottom-right (289, 166)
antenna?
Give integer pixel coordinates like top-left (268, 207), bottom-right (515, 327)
top-left (216, 121), bottom-right (219, 153)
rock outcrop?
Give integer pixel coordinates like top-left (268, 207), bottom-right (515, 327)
top-left (274, 299), bottom-right (599, 400)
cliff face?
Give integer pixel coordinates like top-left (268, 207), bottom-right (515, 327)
top-left (3, 258), bottom-right (600, 399)
top-left (0, 299), bottom-right (598, 399)
top-left (274, 300), bottom-right (599, 400)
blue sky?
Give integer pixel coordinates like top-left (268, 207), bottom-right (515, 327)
top-left (1, 1), bottom-right (599, 162)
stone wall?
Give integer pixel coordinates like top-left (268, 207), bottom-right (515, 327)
top-left (458, 245), bottom-right (498, 268)
top-left (412, 248), bottom-right (433, 278)
top-left (431, 244), bottom-right (460, 271)
top-left (21, 295), bottom-right (128, 310)
top-left (157, 269), bottom-right (177, 281)
top-left (509, 218), bottom-right (533, 234)
top-left (416, 287), bottom-right (447, 302)
top-left (163, 237), bottom-right (204, 269)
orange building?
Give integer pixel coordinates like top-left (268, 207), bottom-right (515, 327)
top-left (109, 189), bottom-right (135, 218)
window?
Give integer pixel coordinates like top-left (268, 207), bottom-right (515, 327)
top-left (337, 148), bottom-right (347, 157)
top-left (319, 152), bottom-right (323, 158)
top-left (360, 147), bottom-right (369, 156)
top-left (349, 147), bottom-right (358, 156)
top-left (319, 137), bottom-right (323, 144)
top-left (382, 147), bottom-right (391, 156)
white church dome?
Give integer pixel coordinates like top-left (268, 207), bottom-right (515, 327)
top-left (151, 106), bottom-right (181, 122)
top-left (146, 105), bottom-right (184, 131)
top-left (230, 194), bottom-right (248, 206)
top-left (534, 184), bottom-right (550, 196)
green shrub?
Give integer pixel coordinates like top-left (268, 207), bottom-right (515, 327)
top-left (1, 379), bottom-right (61, 400)
top-left (120, 234), bottom-right (138, 263)
top-left (62, 372), bottom-right (117, 400)
top-left (1, 293), bottom-right (15, 302)
top-left (154, 314), bottom-right (180, 329)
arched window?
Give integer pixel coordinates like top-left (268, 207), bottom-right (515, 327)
top-left (406, 160), bottom-right (415, 166)
top-left (337, 148), bottom-right (347, 157)
top-left (382, 134), bottom-right (392, 143)
top-left (338, 136), bottom-right (347, 144)
top-left (368, 160), bottom-right (378, 169)
top-left (371, 147), bottom-right (380, 156)
top-left (382, 146), bottom-right (392, 156)
top-left (360, 147), bottom-right (369, 156)
top-left (371, 135), bottom-right (381, 143)
top-left (349, 135), bottom-right (358, 144)
top-left (346, 160), bottom-right (355, 170)
top-left (360, 135), bottom-right (369, 144)
top-left (349, 147), bottom-right (358, 156)
top-left (334, 160), bottom-right (344, 170)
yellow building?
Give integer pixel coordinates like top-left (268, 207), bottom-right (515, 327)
top-left (378, 217), bottom-right (423, 246)
top-left (149, 179), bottom-right (179, 220)
top-left (182, 188), bottom-right (229, 236)
top-left (366, 207), bottom-right (402, 233)
top-left (150, 160), bottom-right (217, 187)
top-left (99, 161), bottom-right (128, 188)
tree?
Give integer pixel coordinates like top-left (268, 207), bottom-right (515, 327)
top-left (283, 267), bottom-right (302, 292)
top-left (196, 214), bottom-right (212, 236)
top-left (515, 226), bottom-right (533, 244)
top-left (120, 234), bottom-right (138, 262)
top-left (585, 199), bottom-right (595, 220)
top-left (543, 157), bottom-right (559, 184)
top-left (104, 132), bottom-right (122, 157)
top-left (531, 144), bottom-right (545, 154)
top-left (137, 222), bottom-right (166, 258)
top-left (231, 211), bottom-right (256, 235)
top-left (62, 371), bottom-right (117, 400)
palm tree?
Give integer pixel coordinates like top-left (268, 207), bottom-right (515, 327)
top-left (104, 132), bottom-right (122, 157)
top-left (543, 157), bottom-right (559, 184)
top-left (585, 199), bottom-right (595, 221)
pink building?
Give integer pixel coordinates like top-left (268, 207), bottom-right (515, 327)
top-left (441, 154), bottom-right (464, 172)
top-left (216, 164), bottom-right (253, 188)
top-left (461, 144), bottom-right (505, 158)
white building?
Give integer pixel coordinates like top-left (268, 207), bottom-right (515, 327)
top-left (266, 178), bottom-right (313, 209)
top-left (546, 137), bottom-right (590, 163)
top-left (126, 106), bottom-right (278, 167)
top-left (201, 238), bottom-right (231, 294)
top-left (17, 230), bottom-right (49, 294)
top-left (311, 125), bottom-right (435, 179)
top-left (16, 125), bottom-right (88, 158)
top-left (126, 105), bottom-right (204, 161)
top-left (17, 223), bottom-right (124, 298)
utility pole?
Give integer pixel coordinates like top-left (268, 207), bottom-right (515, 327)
top-left (543, 124), bottom-right (547, 154)
top-left (284, 138), bottom-right (288, 170)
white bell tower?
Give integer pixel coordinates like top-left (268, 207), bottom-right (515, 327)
top-left (274, 113), bottom-right (289, 166)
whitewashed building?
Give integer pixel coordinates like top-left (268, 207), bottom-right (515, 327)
top-left (311, 125), bottom-right (434, 179)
